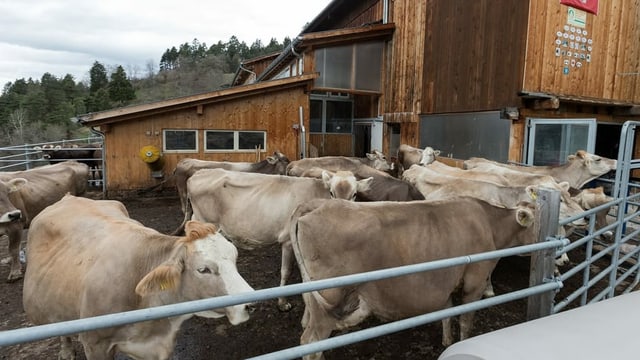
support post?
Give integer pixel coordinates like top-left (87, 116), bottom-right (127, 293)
top-left (527, 187), bottom-right (561, 320)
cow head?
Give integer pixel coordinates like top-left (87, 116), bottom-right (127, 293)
top-left (135, 221), bottom-right (254, 325)
top-left (418, 146), bottom-right (441, 165)
top-left (322, 170), bottom-right (372, 200)
top-left (570, 150), bottom-right (617, 176)
top-left (0, 178), bottom-right (26, 226)
top-left (266, 151), bottom-right (291, 175)
top-left (365, 150), bottom-right (392, 172)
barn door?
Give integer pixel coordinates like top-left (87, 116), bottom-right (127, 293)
top-left (309, 96), bottom-right (353, 157)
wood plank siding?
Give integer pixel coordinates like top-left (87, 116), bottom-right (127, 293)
top-left (92, 81), bottom-right (311, 195)
top-left (524, 0), bottom-right (640, 104)
top-left (421, 0), bottom-right (529, 113)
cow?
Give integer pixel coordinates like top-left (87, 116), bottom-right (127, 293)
top-left (402, 164), bottom-right (581, 296)
top-left (173, 151), bottom-right (290, 215)
top-left (288, 197), bottom-right (538, 359)
top-left (181, 168), bottom-right (372, 311)
top-left (570, 186), bottom-right (615, 240)
top-left (293, 166), bottom-right (425, 202)
top-left (395, 144), bottom-right (441, 177)
top-left (286, 154), bottom-right (392, 179)
top-left (0, 161), bottom-right (89, 281)
top-left (463, 150), bottom-right (617, 189)
top-left (22, 194), bottom-right (254, 360)
top-left (34, 143), bottom-right (103, 181)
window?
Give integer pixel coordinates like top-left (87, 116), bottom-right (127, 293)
top-left (525, 118), bottom-right (596, 165)
top-left (314, 41), bottom-right (383, 92)
top-left (310, 97), bottom-right (353, 134)
top-left (205, 130), bottom-right (266, 152)
top-left (163, 130), bottom-right (197, 152)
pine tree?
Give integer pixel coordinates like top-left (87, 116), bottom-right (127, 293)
top-left (108, 66), bottom-right (136, 106)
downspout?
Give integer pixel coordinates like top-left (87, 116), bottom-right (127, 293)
top-left (239, 62), bottom-right (257, 83)
top-left (291, 43), bottom-right (303, 76)
top-left (383, 0), bottom-right (389, 24)
top-left (299, 106), bottom-right (306, 159)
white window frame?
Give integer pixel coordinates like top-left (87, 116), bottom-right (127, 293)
top-left (525, 118), bottom-right (596, 165)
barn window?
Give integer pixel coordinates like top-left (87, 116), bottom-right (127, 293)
top-left (525, 118), bottom-right (596, 166)
top-left (310, 96), bottom-right (353, 134)
top-left (163, 130), bottom-right (197, 152)
top-left (205, 130), bottom-right (266, 152)
top-left (314, 40), bottom-right (383, 92)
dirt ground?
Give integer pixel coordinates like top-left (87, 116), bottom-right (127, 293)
top-left (0, 193), bottom-right (604, 359)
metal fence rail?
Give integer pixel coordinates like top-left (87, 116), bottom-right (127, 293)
top-left (0, 238), bottom-right (567, 349)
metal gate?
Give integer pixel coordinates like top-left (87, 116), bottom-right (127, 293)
top-left (0, 137), bottom-right (105, 193)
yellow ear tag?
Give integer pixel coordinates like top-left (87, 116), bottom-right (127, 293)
top-left (529, 191), bottom-right (538, 200)
top-left (159, 280), bottom-right (170, 291)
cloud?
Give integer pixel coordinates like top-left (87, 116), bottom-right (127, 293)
top-left (0, 0), bottom-right (330, 86)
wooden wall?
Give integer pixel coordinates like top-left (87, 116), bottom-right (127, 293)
top-left (524, 0), bottom-right (640, 103)
top-left (102, 87), bottom-right (309, 194)
top-left (422, 0), bottom-right (529, 113)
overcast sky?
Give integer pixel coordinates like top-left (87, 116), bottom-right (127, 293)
top-left (0, 0), bottom-right (332, 87)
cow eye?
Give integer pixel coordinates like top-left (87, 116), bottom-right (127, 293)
top-left (197, 267), bottom-right (211, 274)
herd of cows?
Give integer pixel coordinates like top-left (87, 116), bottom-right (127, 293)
top-left (0, 144), bottom-right (618, 360)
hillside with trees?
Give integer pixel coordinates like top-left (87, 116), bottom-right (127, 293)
top-left (0, 36), bottom-right (289, 147)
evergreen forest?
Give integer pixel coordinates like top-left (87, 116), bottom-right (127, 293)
top-left (0, 36), bottom-right (290, 147)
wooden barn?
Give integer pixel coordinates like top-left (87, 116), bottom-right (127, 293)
top-left (78, 0), bottom-right (640, 196)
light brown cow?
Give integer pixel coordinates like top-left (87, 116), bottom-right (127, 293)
top-left (0, 161), bottom-right (89, 281)
top-left (173, 151), bottom-right (290, 214)
top-left (183, 168), bottom-right (372, 311)
top-left (23, 194), bottom-right (253, 360)
top-left (463, 150), bottom-right (617, 189)
top-left (286, 153), bottom-right (392, 179)
top-left (289, 197), bottom-right (538, 359)
top-left (395, 144), bottom-right (441, 177)
top-left (293, 166), bottom-right (425, 202)
top-left (570, 186), bottom-right (615, 240)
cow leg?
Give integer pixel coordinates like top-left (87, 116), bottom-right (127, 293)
top-left (483, 274), bottom-right (495, 298)
top-left (441, 298), bottom-right (455, 347)
top-left (58, 336), bottom-right (76, 360)
top-left (79, 335), bottom-right (114, 360)
top-left (458, 264), bottom-right (496, 341)
top-left (7, 226), bottom-right (23, 282)
top-left (300, 292), bottom-right (335, 360)
top-left (278, 241), bottom-right (294, 311)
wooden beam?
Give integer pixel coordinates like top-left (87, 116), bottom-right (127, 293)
top-left (533, 97), bottom-right (560, 110)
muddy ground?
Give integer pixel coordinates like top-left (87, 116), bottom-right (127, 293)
top-left (0, 192), bottom-right (616, 359)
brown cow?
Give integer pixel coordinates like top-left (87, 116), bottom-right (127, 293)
top-left (0, 161), bottom-right (89, 281)
top-left (463, 150), bottom-right (617, 189)
top-left (289, 197), bottom-right (537, 359)
top-left (395, 144), bottom-right (441, 177)
top-left (182, 168), bottom-right (371, 311)
top-left (23, 194), bottom-right (254, 360)
top-left (173, 151), bottom-right (290, 214)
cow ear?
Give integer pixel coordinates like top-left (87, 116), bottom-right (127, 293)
top-left (365, 152), bottom-right (376, 160)
top-left (525, 185), bottom-right (538, 201)
top-left (516, 207), bottom-right (535, 227)
top-left (135, 249), bottom-right (186, 296)
top-left (434, 150), bottom-right (441, 156)
top-left (558, 181), bottom-right (570, 192)
top-left (266, 156), bottom-right (277, 164)
top-left (8, 178), bottom-right (28, 192)
top-left (357, 177), bottom-right (373, 193)
top-left (321, 170), bottom-right (334, 188)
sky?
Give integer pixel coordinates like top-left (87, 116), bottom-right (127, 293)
top-left (0, 0), bottom-right (332, 87)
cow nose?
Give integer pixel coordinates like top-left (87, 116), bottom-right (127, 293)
top-left (8, 210), bottom-right (22, 222)
top-left (246, 303), bottom-right (256, 314)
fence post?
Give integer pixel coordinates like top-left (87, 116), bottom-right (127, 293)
top-left (526, 187), bottom-right (561, 320)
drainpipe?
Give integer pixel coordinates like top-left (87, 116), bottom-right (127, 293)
top-left (383, 0), bottom-right (389, 24)
top-left (239, 62), bottom-right (257, 83)
top-left (299, 106), bottom-right (306, 159)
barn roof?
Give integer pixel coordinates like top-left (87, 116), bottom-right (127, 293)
top-left (77, 74), bottom-right (316, 127)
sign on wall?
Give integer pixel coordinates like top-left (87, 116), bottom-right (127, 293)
top-left (560, 0), bottom-right (599, 15)
top-left (554, 6), bottom-right (594, 75)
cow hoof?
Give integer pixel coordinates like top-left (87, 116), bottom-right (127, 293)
top-left (482, 289), bottom-right (495, 298)
top-left (7, 272), bottom-right (23, 282)
top-left (277, 301), bottom-right (293, 312)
